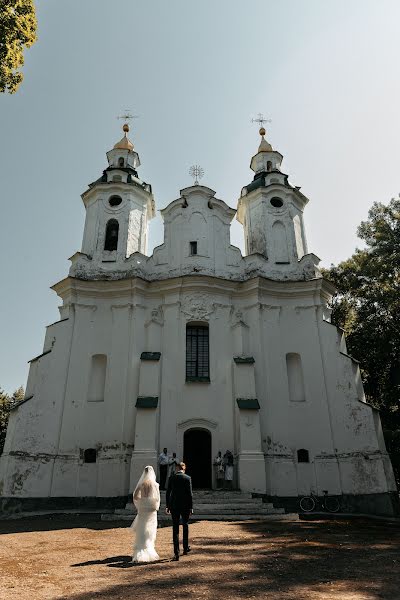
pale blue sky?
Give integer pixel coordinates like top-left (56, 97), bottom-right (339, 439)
top-left (1, 0), bottom-right (400, 393)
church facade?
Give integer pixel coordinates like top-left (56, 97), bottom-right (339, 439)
top-left (1, 124), bottom-right (397, 514)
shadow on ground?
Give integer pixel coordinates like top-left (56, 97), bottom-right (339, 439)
top-left (56, 519), bottom-right (400, 600)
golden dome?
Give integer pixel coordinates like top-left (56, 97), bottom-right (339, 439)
top-left (258, 136), bottom-right (272, 152)
top-left (114, 123), bottom-right (134, 151)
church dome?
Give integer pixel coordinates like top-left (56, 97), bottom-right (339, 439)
top-left (114, 123), bottom-right (134, 151)
top-left (257, 127), bottom-right (273, 152)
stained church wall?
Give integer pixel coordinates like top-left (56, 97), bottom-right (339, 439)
top-left (0, 127), bottom-right (397, 516)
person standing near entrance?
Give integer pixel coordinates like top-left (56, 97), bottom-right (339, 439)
top-left (223, 450), bottom-right (234, 490)
top-left (158, 447), bottom-right (169, 490)
top-left (166, 462), bottom-right (193, 561)
top-left (213, 451), bottom-right (224, 489)
top-left (166, 452), bottom-right (179, 488)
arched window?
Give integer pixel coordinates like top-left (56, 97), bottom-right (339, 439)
top-left (297, 449), bottom-right (309, 463)
top-left (118, 157), bottom-right (124, 167)
top-left (104, 219), bottom-right (119, 251)
top-left (87, 354), bottom-right (107, 402)
top-left (272, 221), bottom-right (289, 263)
top-left (286, 353), bottom-right (306, 402)
top-left (84, 448), bottom-right (97, 463)
top-left (267, 160), bottom-right (272, 171)
top-left (186, 323), bottom-right (209, 381)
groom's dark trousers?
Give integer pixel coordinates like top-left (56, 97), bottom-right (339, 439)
top-left (171, 508), bottom-right (190, 556)
top-left (166, 471), bottom-right (193, 556)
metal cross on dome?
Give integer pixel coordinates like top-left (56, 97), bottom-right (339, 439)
top-left (189, 165), bottom-right (204, 185)
top-left (117, 110), bottom-right (139, 123)
top-left (251, 113), bottom-right (272, 127)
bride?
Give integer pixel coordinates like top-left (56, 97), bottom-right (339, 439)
top-left (131, 465), bottom-right (160, 562)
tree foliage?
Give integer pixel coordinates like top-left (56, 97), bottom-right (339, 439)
top-left (0, 0), bottom-right (37, 93)
top-left (324, 197), bottom-right (400, 482)
top-left (0, 385), bottom-right (24, 454)
top-left (324, 197), bottom-right (400, 428)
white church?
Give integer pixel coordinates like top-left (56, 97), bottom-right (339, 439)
top-left (0, 123), bottom-right (397, 515)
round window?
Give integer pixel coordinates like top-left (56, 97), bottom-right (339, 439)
top-left (270, 197), bottom-right (283, 208)
top-left (109, 195), bottom-right (122, 207)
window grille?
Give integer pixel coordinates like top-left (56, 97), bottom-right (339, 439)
top-left (186, 324), bottom-right (209, 381)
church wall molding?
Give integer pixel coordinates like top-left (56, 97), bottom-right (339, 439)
top-left (177, 418), bottom-right (218, 431)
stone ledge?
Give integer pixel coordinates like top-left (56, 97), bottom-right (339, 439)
top-left (0, 495), bottom-right (129, 517)
top-left (185, 376), bottom-right (210, 383)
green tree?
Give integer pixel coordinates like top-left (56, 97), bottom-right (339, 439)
top-left (0, 388), bottom-right (13, 454)
top-left (0, 385), bottom-right (24, 454)
top-left (0, 0), bottom-right (37, 93)
top-left (12, 385), bottom-right (25, 404)
top-left (324, 197), bottom-right (400, 483)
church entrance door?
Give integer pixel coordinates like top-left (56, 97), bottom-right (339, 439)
top-left (183, 428), bottom-right (212, 489)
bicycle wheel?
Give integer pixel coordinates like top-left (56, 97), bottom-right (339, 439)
top-left (299, 496), bottom-right (315, 512)
top-left (325, 496), bottom-right (340, 513)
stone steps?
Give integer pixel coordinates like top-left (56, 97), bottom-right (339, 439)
top-left (102, 513), bottom-right (296, 522)
top-left (102, 491), bottom-right (287, 522)
top-left (124, 498), bottom-right (264, 510)
top-left (117, 503), bottom-right (278, 515)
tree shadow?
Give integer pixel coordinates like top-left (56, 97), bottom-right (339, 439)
top-left (54, 519), bottom-right (400, 600)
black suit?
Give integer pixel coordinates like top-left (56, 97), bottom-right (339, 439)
top-left (166, 471), bottom-right (193, 556)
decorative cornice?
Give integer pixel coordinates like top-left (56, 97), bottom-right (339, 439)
top-left (177, 417), bottom-right (218, 430)
top-left (51, 274), bottom-right (331, 304)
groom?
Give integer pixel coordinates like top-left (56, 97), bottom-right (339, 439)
top-left (166, 461), bottom-right (193, 561)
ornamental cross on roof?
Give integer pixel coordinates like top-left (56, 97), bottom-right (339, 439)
top-left (251, 113), bottom-right (272, 127)
top-left (117, 110), bottom-right (139, 126)
top-left (189, 165), bottom-right (204, 185)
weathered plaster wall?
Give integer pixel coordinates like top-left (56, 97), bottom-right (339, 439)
top-left (0, 276), bottom-right (396, 508)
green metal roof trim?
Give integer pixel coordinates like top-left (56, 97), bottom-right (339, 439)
top-left (140, 352), bottom-right (161, 361)
top-left (28, 349), bottom-right (52, 363)
top-left (10, 395), bottom-right (34, 411)
top-left (136, 396), bottom-right (159, 408)
top-left (236, 398), bottom-right (260, 410)
top-left (233, 356), bottom-right (255, 364)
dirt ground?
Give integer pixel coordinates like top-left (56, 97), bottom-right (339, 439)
top-left (0, 515), bottom-right (399, 600)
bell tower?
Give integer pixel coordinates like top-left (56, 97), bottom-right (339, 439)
top-left (237, 126), bottom-right (308, 267)
top-left (70, 123), bottom-right (155, 279)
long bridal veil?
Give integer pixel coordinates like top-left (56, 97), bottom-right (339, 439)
top-left (131, 465), bottom-right (160, 563)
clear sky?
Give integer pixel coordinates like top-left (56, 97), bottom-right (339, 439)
top-left (1, 0), bottom-right (400, 394)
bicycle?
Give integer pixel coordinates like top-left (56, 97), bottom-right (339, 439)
top-left (299, 490), bottom-right (341, 513)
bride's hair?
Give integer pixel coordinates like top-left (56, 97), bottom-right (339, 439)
top-left (140, 479), bottom-right (154, 498)
top-left (133, 465), bottom-right (158, 500)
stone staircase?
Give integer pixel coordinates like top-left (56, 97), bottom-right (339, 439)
top-left (102, 490), bottom-right (289, 522)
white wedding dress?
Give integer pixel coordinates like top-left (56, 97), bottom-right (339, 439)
top-left (131, 466), bottom-right (160, 563)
